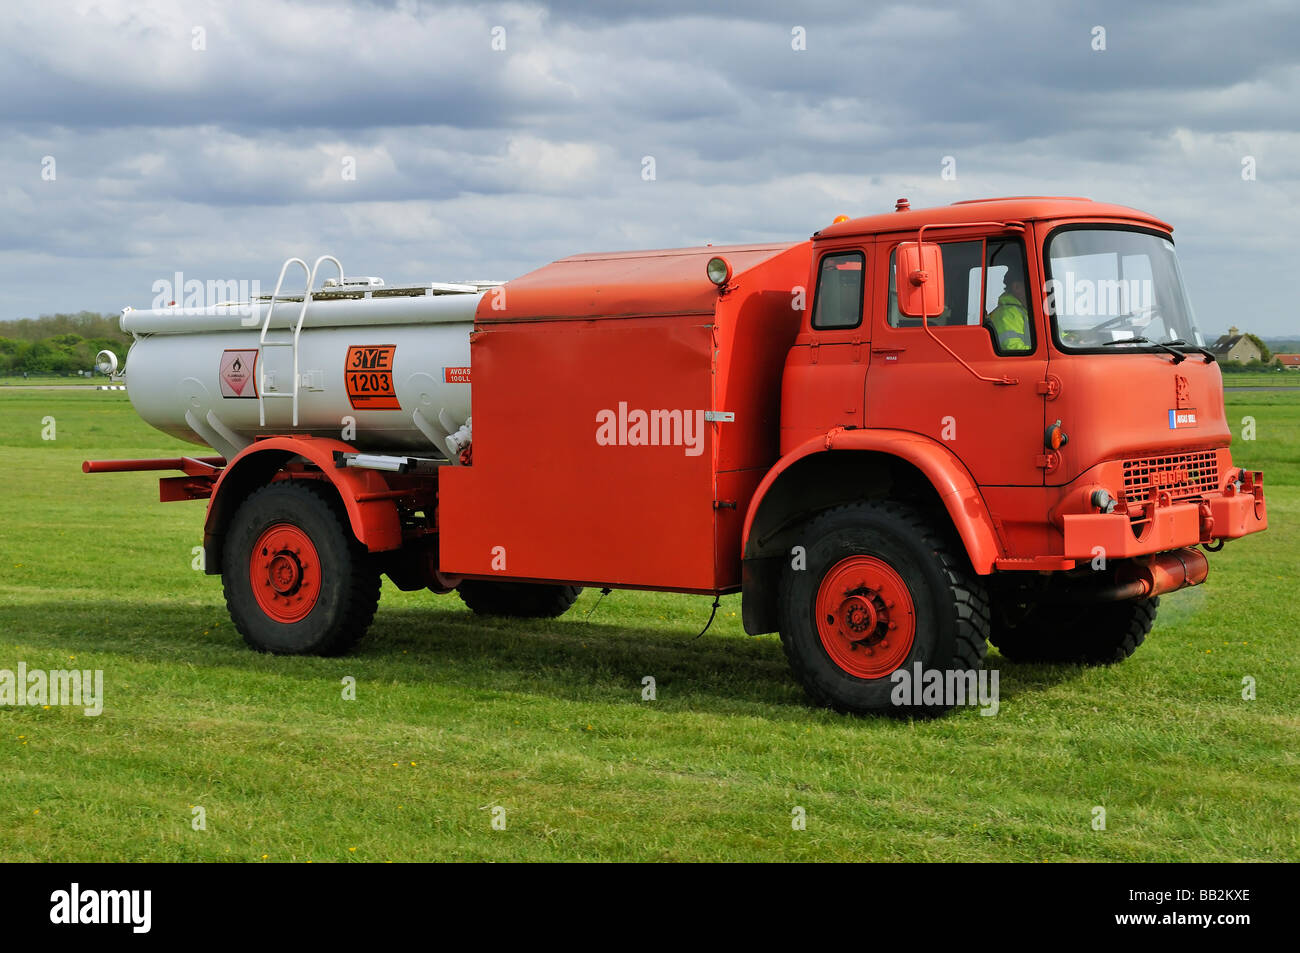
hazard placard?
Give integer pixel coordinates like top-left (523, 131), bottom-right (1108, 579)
top-left (345, 345), bottom-right (400, 410)
top-left (219, 349), bottom-right (258, 398)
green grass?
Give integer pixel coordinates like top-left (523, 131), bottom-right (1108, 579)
top-left (0, 376), bottom-right (102, 387)
top-left (0, 389), bottom-right (1296, 861)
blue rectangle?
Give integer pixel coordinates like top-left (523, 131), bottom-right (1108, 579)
top-left (1168, 409), bottom-right (1177, 429)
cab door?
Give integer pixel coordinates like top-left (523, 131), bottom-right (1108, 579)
top-left (780, 245), bottom-right (871, 454)
top-left (864, 232), bottom-right (1049, 486)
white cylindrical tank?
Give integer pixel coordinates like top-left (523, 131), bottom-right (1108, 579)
top-left (121, 288), bottom-right (481, 460)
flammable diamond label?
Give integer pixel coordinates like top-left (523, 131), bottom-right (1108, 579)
top-left (220, 349), bottom-right (258, 398)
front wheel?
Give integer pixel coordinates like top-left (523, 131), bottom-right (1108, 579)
top-left (222, 482), bottom-right (380, 655)
top-left (777, 501), bottom-right (990, 716)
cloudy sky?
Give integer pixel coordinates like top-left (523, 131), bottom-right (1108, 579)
top-left (2, 0), bottom-right (1297, 336)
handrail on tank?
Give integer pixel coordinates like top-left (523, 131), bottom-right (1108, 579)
top-left (281, 255), bottom-right (346, 428)
top-left (258, 257), bottom-right (310, 427)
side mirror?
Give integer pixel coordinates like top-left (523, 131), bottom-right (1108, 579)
top-left (896, 241), bottom-right (945, 319)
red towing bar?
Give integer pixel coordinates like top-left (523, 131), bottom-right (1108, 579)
top-left (82, 456), bottom-right (226, 474)
top-left (83, 456), bottom-right (226, 502)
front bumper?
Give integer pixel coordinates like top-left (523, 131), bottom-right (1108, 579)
top-left (1060, 468), bottom-right (1266, 560)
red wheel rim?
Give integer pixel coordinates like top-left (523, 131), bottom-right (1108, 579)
top-left (249, 523), bottom-right (321, 624)
top-left (815, 555), bottom-right (915, 679)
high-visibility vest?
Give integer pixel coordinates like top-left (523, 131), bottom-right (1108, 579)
top-left (988, 293), bottom-right (1031, 351)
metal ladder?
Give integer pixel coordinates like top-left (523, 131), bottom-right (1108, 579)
top-left (258, 255), bottom-right (344, 426)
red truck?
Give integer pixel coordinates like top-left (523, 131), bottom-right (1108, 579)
top-left (86, 196), bottom-right (1268, 714)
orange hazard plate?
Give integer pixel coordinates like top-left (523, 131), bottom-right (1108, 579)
top-left (345, 345), bottom-right (400, 410)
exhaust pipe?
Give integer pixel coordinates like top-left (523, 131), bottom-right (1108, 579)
top-left (1097, 548), bottom-right (1209, 602)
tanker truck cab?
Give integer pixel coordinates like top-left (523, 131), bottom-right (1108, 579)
top-left (85, 197), bottom-right (1268, 718)
top-left (745, 197), bottom-right (1265, 710)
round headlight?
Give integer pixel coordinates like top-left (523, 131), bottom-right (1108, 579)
top-left (706, 256), bottom-right (732, 286)
top-left (1090, 488), bottom-right (1117, 514)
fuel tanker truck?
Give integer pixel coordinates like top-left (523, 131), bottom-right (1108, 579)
top-left (85, 197), bottom-right (1269, 715)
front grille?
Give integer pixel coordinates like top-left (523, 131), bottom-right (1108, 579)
top-left (1122, 450), bottom-right (1219, 502)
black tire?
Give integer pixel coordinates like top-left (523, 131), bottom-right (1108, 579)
top-left (777, 500), bottom-right (990, 716)
top-left (457, 580), bottom-right (583, 618)
top-left (989, 596), bottom-right (1158, 665)
top-left (222, 481), bottom-right (380, 655)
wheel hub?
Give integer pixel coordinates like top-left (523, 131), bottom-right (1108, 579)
top-left (839, 593), bottom-right (878, 638)
top-left (268, 552), bottom-right (303, 594)
top-left (815, 556), bottom-right (915, 679)
top-left (250, 523), bottom-right (322, 624)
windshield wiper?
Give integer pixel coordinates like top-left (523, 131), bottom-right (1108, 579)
top-left (1166, 339), bottom-right (1216, 364)
top-left (1101, 337), bottom-right (1186, 364)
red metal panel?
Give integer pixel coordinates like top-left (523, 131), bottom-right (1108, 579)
top-left (1062, 505), bottom-right (1203, 559)
top-left (708, 243), bottom-right (813, 587)
top-left (440, 316), bottom-right (718, 590)
top-left (713, 467), bottom-right (762, 588)
top-left (443, 241), bottom-right (811, 593)
top-left (478, 243), bottom-right (798, 324)
top-left (713, 243), bottom-right (817, 470)
top-left (1044, 351), bottom-right (1231, 487)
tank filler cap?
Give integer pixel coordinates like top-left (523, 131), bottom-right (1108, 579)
top-left (895, 198), bottom-right (910, 212)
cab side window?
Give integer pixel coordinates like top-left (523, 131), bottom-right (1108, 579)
top-left (983, 240), bottom-right (1034, 354)
top-left (887, 241), bottom-right (982, 327)
top-left (886, 239), bottom-right (1036, 355)
top-left (811, 251), bottom-right (865, 330)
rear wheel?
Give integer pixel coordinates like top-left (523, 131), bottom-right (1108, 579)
top-left (990, 596), bottom-right (1158, 665)
top-left (222, 482), bottom-right (380, 655)
top-left (777, 501), bottom-right (989, 716)
top-left (457, 580), bottom-right (583, 618)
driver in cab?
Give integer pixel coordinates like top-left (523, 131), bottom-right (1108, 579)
top-left (986, 267), bottom-right (1031, 352)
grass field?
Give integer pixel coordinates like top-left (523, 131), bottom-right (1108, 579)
top-left (0, 377), bottom-right (102, 388)
top-left (0, 388), bottom-right (1296, 862)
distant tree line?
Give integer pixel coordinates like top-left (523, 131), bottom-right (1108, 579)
top-left (0, 312), bottom-right (129, 375)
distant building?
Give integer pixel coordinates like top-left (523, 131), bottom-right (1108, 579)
top-left (1210, 326), bottom-right (1263, 363)
top-left (1276, 354), bottom-right (1300, 371)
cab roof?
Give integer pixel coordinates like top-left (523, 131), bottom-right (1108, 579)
top-left (814, 196), bottom-right (1172, 240)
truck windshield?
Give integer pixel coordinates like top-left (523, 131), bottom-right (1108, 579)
top-left (1045, 227), bottom-right (1205, 351)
